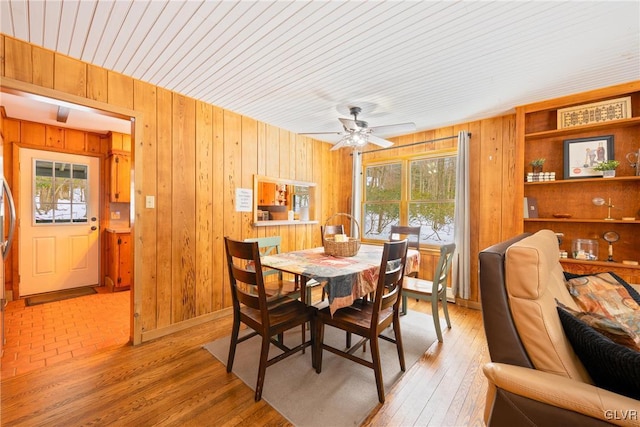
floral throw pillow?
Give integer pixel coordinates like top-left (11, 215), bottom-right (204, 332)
top-left (557, 301), bottom-right (640, 352)
top-left (565, 272), bottom-right (640, 339)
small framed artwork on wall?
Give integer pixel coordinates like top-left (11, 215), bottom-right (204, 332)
top-left (563, 135), bottom-right (614, 179)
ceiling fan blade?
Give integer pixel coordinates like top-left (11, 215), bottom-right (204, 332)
top-left (338, 117), bottom-right (358, 130)
top-left (330, 136), bottom-right (351, 151)
top-left (367, 134), bottom-right (394, 148)
top-left (299, 131), bottom-right (343, 135)
top-left (369, 122), bottom-right (416, 135)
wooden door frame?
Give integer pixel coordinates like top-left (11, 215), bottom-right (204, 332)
top-left (1, 78), bottom-right (143, 345)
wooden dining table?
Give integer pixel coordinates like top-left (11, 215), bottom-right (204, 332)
top-left (261, 244), bottom-right (420, 314)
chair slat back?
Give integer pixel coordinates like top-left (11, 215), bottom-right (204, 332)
top-left (389, 225), bottom-right (420, 250)
top-left (321, 224), bottom-right (345, 244)
top-left (375, 239), bottom-right (409, 315)
top-left (225, 237), bottom-right (268, 314)
top-left (245, 236), bottom-right (281, 256)
top-left (244, 236), bottom-right (283, 280)
top-left (434, 243), bottom-right (456, 290)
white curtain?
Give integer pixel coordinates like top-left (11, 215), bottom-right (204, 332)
top-left (351, 152), bottom-right (363, 236)
top-left (452, 131), bottom-right (470, 299)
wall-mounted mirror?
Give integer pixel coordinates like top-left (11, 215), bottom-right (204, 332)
top-left (253, 175), bottom-right (317, 226)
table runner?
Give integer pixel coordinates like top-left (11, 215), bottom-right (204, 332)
top-left (262, 244), bottom-right (419, 313)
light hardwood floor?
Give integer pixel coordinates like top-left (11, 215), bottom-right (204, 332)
top-left (1, 298), bottom-right (488, 426)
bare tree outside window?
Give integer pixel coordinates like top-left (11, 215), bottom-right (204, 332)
top-left (363, 163), bottom-right (401, 236)
top-left (409, 157), bottom-right (456, 243)
top-left (363, 154), bottom-right (456, 245)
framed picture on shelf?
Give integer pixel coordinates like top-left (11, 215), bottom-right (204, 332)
top-left (563, 135), bottom-right (614, 179)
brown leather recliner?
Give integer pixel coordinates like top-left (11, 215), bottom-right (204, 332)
top-left (479, 230), bottom-right (640, 427)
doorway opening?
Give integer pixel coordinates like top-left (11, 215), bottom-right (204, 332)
top-left (0, 85), bottom-right (137, 377)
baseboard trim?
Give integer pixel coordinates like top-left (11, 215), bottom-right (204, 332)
top-left (455, 298), bottom-right (482, 310)
top-left (141, 307), bottom-right (233, 343)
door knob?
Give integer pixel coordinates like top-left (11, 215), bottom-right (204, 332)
top-left (91, 226), bottom-right (98, 231)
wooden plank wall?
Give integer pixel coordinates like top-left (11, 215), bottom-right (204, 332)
top-left (1, 35), bottom-right (351, 342)
top-left (1, 34), bottom-right (519, 336)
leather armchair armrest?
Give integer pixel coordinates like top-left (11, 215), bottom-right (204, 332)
top-left (483, 363), bottom-right (640, 426)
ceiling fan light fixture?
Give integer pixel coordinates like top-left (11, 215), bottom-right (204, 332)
top-left (306, 104), bottom-right (413, 151)
top-left (345, 129), bottom-right (369, 147)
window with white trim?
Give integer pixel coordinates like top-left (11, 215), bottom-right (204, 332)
top-left (362, 152), bottom-right (456, 246)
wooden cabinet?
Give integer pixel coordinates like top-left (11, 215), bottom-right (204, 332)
top-left (258, 181), bottom-right (276, 205)
top-left (258, 182), bottom-right (291, 206)
top-left (517, 81), bottom-right (640, 284)
top-left (105, 230), bottom-right (131, 291)
top-left (109, 153), bottom-right (130, 203)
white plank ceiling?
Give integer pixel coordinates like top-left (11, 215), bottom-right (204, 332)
top-left (1, 0), bottom-right (639, 142)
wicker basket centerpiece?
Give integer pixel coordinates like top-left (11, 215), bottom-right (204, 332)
top-left (323, 213), bottom-right (361, 257)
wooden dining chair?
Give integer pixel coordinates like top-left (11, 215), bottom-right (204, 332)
top-left (313, 224), bottom-right (347, 303)
top-left (389, 225), bottom-right (421, 278)
top-left (244, 236), bottom-right (300, 301)
top-left (224, 237), bottom-right (316, 401)
top-left (401, 243), bottom-right (456, 342)
top-left (313, 239), bottom-right (409, 403)
top-left (321, 224), bottom-right (345, 244)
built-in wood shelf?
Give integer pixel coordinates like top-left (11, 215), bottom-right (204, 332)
top-left (524, 176), bottom-right (640, 186)
top-left (525, 218), bottom-right (639, 224)
top-left (560, 258), bottom-right (639, 271)
top-left (525, 117), bottom-right (640, 140)
top-left (254, 220), bottom-right (319, 227)
top-left (519, 81), bottom-right (640, 285)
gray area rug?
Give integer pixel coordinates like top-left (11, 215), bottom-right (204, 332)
top-left (203, 310), bottom-right (437, 427)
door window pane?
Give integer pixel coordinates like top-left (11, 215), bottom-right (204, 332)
top-left (34, 160), bottom-right (89, 224)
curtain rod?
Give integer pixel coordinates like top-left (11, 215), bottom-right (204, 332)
top-left (356, 132), bottom-right (471, 155)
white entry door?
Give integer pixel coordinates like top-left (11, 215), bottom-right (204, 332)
top-left (19, 148), bottom-right (100, 296)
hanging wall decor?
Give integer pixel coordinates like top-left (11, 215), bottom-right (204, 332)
top-left (557, 97), bottom-right (631, 129)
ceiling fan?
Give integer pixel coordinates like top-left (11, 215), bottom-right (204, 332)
top-left (301, 106), bottom-right (416, 151)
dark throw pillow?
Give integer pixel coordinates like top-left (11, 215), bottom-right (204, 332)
top-left (557, 306), bottom-right (640, 400)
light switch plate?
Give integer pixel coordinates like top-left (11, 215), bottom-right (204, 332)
top-left (146, 195), bottom-right (155, 209)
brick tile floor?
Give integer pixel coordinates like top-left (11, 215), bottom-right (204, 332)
top-left (1, 288), bottom-right (130, 379)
